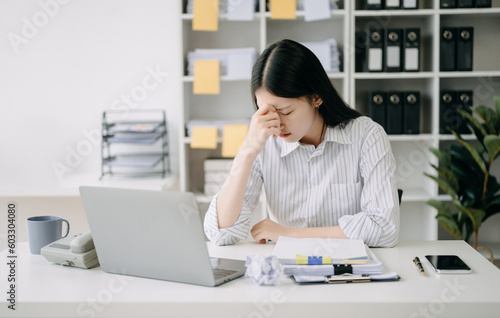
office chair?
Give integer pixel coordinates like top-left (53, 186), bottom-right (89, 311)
top-left (397, 189), bottom-right (403, 206)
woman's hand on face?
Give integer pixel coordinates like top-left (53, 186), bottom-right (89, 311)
top-left (243, 103), bottom-right (280, 156)
top-left (250, 219), bottom-right (290, 244)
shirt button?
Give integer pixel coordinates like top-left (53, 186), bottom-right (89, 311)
top-left (309, 218), bottom-right (316, 226)
top-left (310, 157), bottom-right (315, 163)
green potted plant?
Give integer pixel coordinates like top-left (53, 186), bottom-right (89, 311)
top-left (425, 96), bottom-right (500, 261)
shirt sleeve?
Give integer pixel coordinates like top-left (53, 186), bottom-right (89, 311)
top-left (203, 155), bottom-right (264, 246)
top-left (338, 121), bottom-right (400, 247)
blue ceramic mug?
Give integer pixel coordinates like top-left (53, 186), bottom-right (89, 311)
top-left (27, 216), bottom-right (70, 254)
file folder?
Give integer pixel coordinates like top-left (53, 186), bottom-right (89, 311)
top-left (476, 0), bottom-right (492, 7)
top-left (355, 30), bottom-right (368, 72)
top-left (403, 28), bottom-right (420, 72)
top-left (385, 28), bottom-right (403, 72)
top-left (403, 92), bottom-right (420, 134)
top-left (440, 91), bottom-right (457, 134)
top-left (456, 90), bottom-right (473, 134)
top-left (440, 27), bottom-right (457, 71)
top-left (457, 0), bottom-right (474, 7)
top-left (402, 0), bottom-right (419, 9)
top-left (386, 92), bottom-right (403, 134)
top-left (370, 92), bottom-right (387, 129)
top-left (440, 0), bottom-right (456, 8)
top-left (385, 0), bottom-right (401, 9)
top-left (456, 27), bottom-right (473, 71)
top-left (364, 0), bottom-right (384, 10)
top-left (368, 29), bottom-right (385, 72)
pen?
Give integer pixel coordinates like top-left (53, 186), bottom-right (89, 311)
top-left (413, 257), bottom-right (425, 276)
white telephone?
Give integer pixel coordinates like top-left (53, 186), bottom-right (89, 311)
top-left (41, 231), bottom-right (99, 269)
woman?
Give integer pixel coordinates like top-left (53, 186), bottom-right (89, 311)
top-left (204, 39), bottom-right (399, 247)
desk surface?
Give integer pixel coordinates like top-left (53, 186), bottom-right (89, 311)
top-left (1, 241), bottom-right (499, 318)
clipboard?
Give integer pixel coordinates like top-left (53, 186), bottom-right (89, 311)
top-left (292, 272), bottom-right (401, 284)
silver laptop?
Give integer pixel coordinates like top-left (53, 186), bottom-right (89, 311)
top-left (79, 186), bottom-right (246, 287)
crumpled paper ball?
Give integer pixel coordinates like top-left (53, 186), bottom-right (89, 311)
top-left (245, 254), bottom-right (284, 286)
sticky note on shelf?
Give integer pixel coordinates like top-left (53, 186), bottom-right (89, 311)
top-left (190, 127), bottom-right (218, 149)
top-left (221, 124), bottom-right (249, 157)
top-left (193, 0), bottom-right (219, 31)
top-left (270, 0), bottom-right (296, 20)
top-left (193, 60), bottom-right (220, 95)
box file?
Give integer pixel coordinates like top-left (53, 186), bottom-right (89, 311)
top-left (368, 29), bottom-right (385, 72)
top-left (457, 0), bottom-right (474, 7)
top-left (364, 0), bottom-right (384, 10)
top-left (456, 27), bottom-right (474, 71)
top-left (440, 0), bottom-right (457, 8)
top-left (456, 90), bottom-right (473, 134)
top-left (440, 27), bottom-right (457, 71)
top-left (402, 0), bottom-right (419, 9)
top-left (476, 0), bottom-right (492, 7)
top-left (403, 28), bottom-right (420, 72)
top-left (369, 92), bottom-right (388, 130)
top-left (355, 30), bottom-right (368, 72)
top-left (440, 91), bottom-right (458, 134)
top-left (386, 92), bottom-right (404, 134)
top-left (403, 92), bottom-right (420, 134)
top-left (385, 0), bottom-right (400, 9)
top-left (385, 29), bottom-right (403, 72)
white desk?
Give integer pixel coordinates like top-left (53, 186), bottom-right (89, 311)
top-left (1, 241), bottom-right (499, 318)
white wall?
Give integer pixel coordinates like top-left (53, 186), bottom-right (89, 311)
top-left (0, 0), bottom-right (182, 191)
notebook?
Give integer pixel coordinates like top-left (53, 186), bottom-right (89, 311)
top-left (79, 186), bottom-right (246, 287)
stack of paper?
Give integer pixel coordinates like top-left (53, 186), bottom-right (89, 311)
top-left (301, 39), bottom-right (341, 73)
top-left (296, 0), bottom-right (339, 11)
top-left (186, 0), bottom-right (258, 19)
top-left (187, 47), bottom-right (257, 80)
top-left (186, 119), bottom-right (251, 138)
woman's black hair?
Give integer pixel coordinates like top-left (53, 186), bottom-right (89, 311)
top-left (251, 39), bottom-right (361, 128)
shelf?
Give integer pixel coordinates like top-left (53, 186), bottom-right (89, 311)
top-left (107, 133), bottom-right (163, 144)
top-left (438, 134), bottom-right (477, 141)
top-left (439, 71), bottom-right (500, 78)
top-left (103, 155), bottom-right (164, 168)
top-left (388, 134), bottom-right (436, 141)
top-left (264, 10), bottom-right (347, 19)
top-left (183, 73), bottom-right (345, 82)
top-left (184, 136), bottom-right (223, 144)
top-left (400, 188), bottom-right (435, 202)
top-left (354, 72), bottom-right (435, 80)
top-left (439, 8), bottom-right (500, 17)
top-left (354, 9), bottom-right (436, 17)
top-left (181, 12), bottom-right (262, 20)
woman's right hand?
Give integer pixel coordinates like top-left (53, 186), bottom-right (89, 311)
top-left (242, 103), bottom-right (281, 157)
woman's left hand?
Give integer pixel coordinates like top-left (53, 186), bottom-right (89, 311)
top-left (250, 219), bottom-right (291, 244)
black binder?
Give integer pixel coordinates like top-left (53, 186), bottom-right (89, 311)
top-left (456, 27), bottom-right (474, 71)
top-left (402, 0), bottom-right (419, 9)
top-left (457, 0), bottom-right (474, 7)
top-left (440, 0), bottom-right (457, 8)
top-left (440, 91), bottom-right (457, 134)
top-left (385, 0), bottom-right (401, 9)
top-left (385, 29), bottom-right (403, 72)
top-left (403, 28), bottom-right (420, 72)
top-left (440, 27), bottom-right (457, 71)
top-left (355, 30), bottom-right (368, 72)
top-left (476, 0), bottom-right (491, 7)
top-left (456, 90), bottom-right (473, 134)
top-left (370, 92), bottom-right (388, 130)
top-left (364, 0), bottom-right (384, 10)
top-left (403, 92), bottom-right (420, 134)
top-left (368, 29), bottom-right (385, 72)
top-left (387, 92), bottom-right (404, 134)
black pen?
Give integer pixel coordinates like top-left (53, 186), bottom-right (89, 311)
top-left (413, 257), bottom-right (425, 276)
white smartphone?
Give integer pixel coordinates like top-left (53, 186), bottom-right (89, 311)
top-left (425, 255), bottom-right (471, 274)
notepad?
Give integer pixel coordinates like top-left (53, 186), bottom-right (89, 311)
top-left (190, 127), bottom-right (218, 149)
top-left (270, 0), bottom-right (296, 20)
top-left (193, 0), bottom-right (219, 31)
top-left (193, 60), bottom-right (220, 95)
top-left (221, 124), bottom-right (248, 157)
top-left (272, 237), bottom-right (368, 265)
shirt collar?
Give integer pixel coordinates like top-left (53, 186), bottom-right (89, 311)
top-left (279, 124), bottom-right (353, 157)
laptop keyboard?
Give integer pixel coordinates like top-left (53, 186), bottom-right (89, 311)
top-left (213, 268), bottom-right (238, 280)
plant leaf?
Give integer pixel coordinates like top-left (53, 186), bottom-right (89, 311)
top-left (451, 131), bottom-right (487, 174)
top-left (436, 214), bottom-right (463, 240)
top-left (452, 199), bottom-right (485, 230)
top-left (495, 96), bottom-right (500, 123)
top-left (459, 110), bottom-right (488, 137)
top-left (427, 199), bottom-right (452, 216)
top-left (483, 135), bottom-right (500, 163)
top-left (429, 147), bottom-right (451, 167)
top-left (431, 165), bottom-right (459, 192)
top-left (473, 105), bottom-right (498, 135)
top-left (424, 173), bottom-right (458, 199)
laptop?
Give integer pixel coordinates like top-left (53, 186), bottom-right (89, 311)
top-left (79, 186), bottom-right (246, 287)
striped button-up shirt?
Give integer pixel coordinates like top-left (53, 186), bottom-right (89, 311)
top-left (204, 116), bottom-right (399, 247)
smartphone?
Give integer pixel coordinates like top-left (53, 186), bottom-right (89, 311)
top-left (425, 255), bottom-right (471, 274)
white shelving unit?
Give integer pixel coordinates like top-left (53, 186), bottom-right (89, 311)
top-left (180, 0), bottom-right (500, 241)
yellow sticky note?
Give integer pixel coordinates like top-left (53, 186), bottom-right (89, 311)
top-left (190, 127), bottom-right (218, 149)
top-left (221, 124), bottom-right (249, 158)
top-left (270, 0), bottom-right (296, 20)
top-left (296, 254), bottom-right (308, 265)
top-left (194, 60), bottom-right (220, 95)
top-left (193, 0), bottom-right (219, 31)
